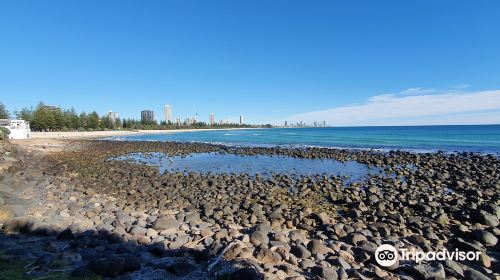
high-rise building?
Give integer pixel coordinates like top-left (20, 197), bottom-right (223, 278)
top-left (164, 105), bottom-right (172, 123)
top-left (239, 115), bottom-right (244, 126)
top-left (141, 110), bottom-right (155, 123)
top-left (107, 111), bottom-right (119, 123)
top-left (209, 113), bottom-right (215, 126)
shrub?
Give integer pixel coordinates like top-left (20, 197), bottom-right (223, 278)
top-left (0, 127), bottom-right (10, 140)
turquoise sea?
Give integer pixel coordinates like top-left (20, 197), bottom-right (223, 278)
top-left (112, 125), bottom-right (500, 155)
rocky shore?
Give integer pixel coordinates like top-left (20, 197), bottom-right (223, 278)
top-left (0, 140), bottom-right (499, 279)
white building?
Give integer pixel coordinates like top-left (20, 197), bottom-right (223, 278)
top-left (107, 111), bottom-right (119, 123)
top-left (209, 113), bottom-right (215, 126)
top-left (0, 119), bottom-right (31, 139)
top-left (164, 105), bottom-right (172, 123)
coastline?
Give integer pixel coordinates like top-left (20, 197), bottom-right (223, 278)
top-left (30, 127), bottom-right (261, 140)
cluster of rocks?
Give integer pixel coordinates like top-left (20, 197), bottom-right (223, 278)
top-left (0, 140), bottom-right (499, 279)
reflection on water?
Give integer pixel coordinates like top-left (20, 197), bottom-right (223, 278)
top-left (110, 152), bottom-right (380, 181)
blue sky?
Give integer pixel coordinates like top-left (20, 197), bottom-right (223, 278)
top-left (1, 0), bottom-right (500, 125)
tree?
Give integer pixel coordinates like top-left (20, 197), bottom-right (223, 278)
top-left (87, 111), bottom-right (100, 130)
top-left (53, 109), bottom-right (64, 130)
top-left (67, 108), bottom-right (79, 130)
top-left (16, 107), bottom-right (34, 122)
top-left (0, 102), bottom-right (9, 119)
top-left (79, 112), bottom-right (88, 129)
top-left (114, 117), bottom-right (122, 129)
top-left (100, 115), bottom-right (113, 130)
top-left (31, 103), bottom-right (56, 131)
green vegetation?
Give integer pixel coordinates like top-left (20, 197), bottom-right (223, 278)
top-left (0, 102), bottom-right (9, 119)
top-left (0, 127), bottom-right (9, 140)
top-left (3, 101), bottom-right (270, 132)
top-left (15, 103), bottom-right (118, 132)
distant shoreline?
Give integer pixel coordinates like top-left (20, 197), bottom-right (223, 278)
top-left (29, 127), bottom-right (262, 140)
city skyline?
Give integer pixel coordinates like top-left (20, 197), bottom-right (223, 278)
top-left (134, 104), bottom-right (246, 125)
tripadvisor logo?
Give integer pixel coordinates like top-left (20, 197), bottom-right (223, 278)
top-left (375, 244), bottom-right (481, 267)
top-left (375, 244), bottom-right (399, 267)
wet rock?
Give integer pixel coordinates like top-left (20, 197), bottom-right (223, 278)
top-left (250, 230), bottom-right (269, 247)
top-left (169, 234), bottom-right (190, 249)
top-left (224, 243), bottom-right (244, 259)
top-left (89, 257), bottom-right (125, 277)
top-left (165, 262), bottom-right (196, 276)
top-left (346, 233), bottom-right (367, 246)
top-left (479, 253), bottom-right (492, 268)
top-left (308, 239), bottom-right (332, 255)
top-left (313, 266), bottom-right (338, 280)
top-left (57, 228), bottom-right (75, 240)
top-left (291, 244), bottom-right (311, 259)
top-left (464, 268), bottom-right (491, 280)
top-left (436, 213), bottom-right (449, 225)
top-left (471, 229), bottom-right (498, 246)
top-left (129, 225), bottom-right (148, 236)
top-left (312, 212), bottom-right (333, 225)
top-left (443, 260), bottom-right (464, 277)
top-left (255, 248), bottom-right (282, 264)
top-left (153, 217), bottom-right (179, 231)
top-left (229, 267), bottom-right (263, 280)
top-left (476, 210), bottom-right (499, 227)
top-left (329, 256), bottom-right (351, 270)
top-left (411, 262), bottom-right (446, 279)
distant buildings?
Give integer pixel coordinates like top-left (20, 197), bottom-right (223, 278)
top-left (220, 118), bottom-right (230, 125)
top-left (132, 105), bottom-right (248, 127)
top-left (280, 120), bottom-right (327, 128)
top-left (164, 105), bottom-right (172, 123)
top-left (209, 113), bottom-right (215, 126)
top-left (141, 110), bottom-right (155, 123)
top-left (107, 111), bottom-right (119, 123)
top-left (185, 117), bottom-right (197, 125)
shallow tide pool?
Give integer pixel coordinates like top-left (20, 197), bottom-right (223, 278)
top-left (110, 152), bottom-right (380, 181)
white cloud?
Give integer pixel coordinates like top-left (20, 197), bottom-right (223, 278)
top-left (280, 89), bottom-right (500, 126)
top-left (451, 84), bottom-right (470, 90)
top-left (400, 87), bottom-right (437, 95)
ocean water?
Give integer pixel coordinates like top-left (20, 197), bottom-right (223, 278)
top-left (110, 152), bottom-right (380, 181)
top-left (112, 125), bottom-right (500, 155)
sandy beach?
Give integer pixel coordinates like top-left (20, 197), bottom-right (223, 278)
top-left (30, 127), bottom-right (258, 140)
top-left (10, 128), bottom-right (259, 153)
